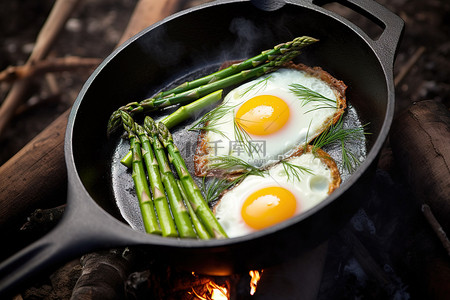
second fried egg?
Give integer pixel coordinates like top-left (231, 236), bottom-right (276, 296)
top-left (213, 146), bottom-right (341, 237)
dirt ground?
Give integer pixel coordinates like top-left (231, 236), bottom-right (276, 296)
top-left (0, 0), bottom-right (449, 299)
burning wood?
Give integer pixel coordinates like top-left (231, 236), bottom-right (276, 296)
top-left (249, 270), bottom-right (263, 296)
top-left (189, 274), bottom-right (229, 300)
top-left (124, 265), bottom-right (266, 299)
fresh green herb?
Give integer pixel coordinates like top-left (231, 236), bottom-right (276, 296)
top-left (189, 101), bottom-right (237, 139)
top-left (239, 75), bottom-right (272, 97)
top-left (311, 116), bottom-right (369, 171)
top-left (208, 155), bottom-right (266, 177)
top-left (202, 174), bottom-right (256, 203)
top-left (302, 119), bottom-right (313, 152)
top-left (280, 160), bottom-right (314, 182)
top-left (202, 155), bottom-right (268, 203)
top-left (289, 83), bottom-right (336, 112)
top-left (202, 177), bottom-right (235, 203)
top-left (202, 156), bottom-right (315, 202)
top-left (341, 139), bottom-right (361, 173)
top-left (312, 117), bottom-right (367, 150)
top-left (190, 99), bottom-right (258, 157)
top-left (232, 114), bottom-right (257, 157)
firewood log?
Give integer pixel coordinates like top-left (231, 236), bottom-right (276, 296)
top-left (390, 99), bottom-right (450, 300)
top-left (0, 110), bottom-right (69, 234)
top-left (390, 99), bottom-right (450, 233)
top-left (70, 249), bottom-right (133, 300)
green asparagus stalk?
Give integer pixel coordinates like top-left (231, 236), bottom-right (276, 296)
top-left (134, 50), bottom-right (301, 112)
top-left (162, 89), bottom-right (223, 129)
top-left (154, 36), bottom-right (319, 98)
top-left (144, 117), bottom-right (197, 238)
top-left (120, 111), bottom-right (161, 235)
top-left (107, 36), bottom-right (318, 134)
top-left (156, 120), bottom-right (228, 239)
top-left (108, 63), bottom-right (267, 134)
top-left (120, 151), bottom-right (133, 168)
top-left (135, 123), bottom-right (178, 237)
top-left (120, 89), bottom-right (224, 168)
top-left (176, 179), bottom-right (211, 240)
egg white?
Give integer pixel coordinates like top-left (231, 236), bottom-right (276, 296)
top-left (203, 68), bottom-right (339, 168)
top-left (214, 152), bottom-right (334, 238)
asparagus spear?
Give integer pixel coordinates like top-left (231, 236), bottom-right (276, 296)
top-left (144, 117), bottom-right (197, 238)
top-left (107, 36), bottom-right (318, 134)
top-left (120, 111), bottom-right (161, 235)
top-left (121, 90), bottom-right (223, 168)
top-left (154, 36), bottom-right (319, 98)
top-left (176, 179), bottom-right (211, 240)
top-left (120, 151), bottom-right (133, 168)
top-left (134, 50), bottom-right (300, 113)
top-left (156, 120), bottom-right (228, 239)
top-left (162, 89), bottom-right (223, 129)
top-left (135, 123), bottom-right (178, 237)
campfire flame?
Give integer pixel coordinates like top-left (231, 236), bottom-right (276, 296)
top-left (188, 269), bottom-right (263, 299)
top-left (249, 270), bottom-right (263, 295)
top-left (190, 273), bottom-right (229, 300)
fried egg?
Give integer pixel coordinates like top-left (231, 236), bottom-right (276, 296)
top-left (194, 63), bottom-right (346, 176)
top-left (213, 146), bottom-right (341, 237)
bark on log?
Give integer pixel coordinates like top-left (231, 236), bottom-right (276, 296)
top-left (70, 249), bottom-right (134, 300)
top-left (390, 100), bottom-right (450, 300)
top-left (0, 110), bottom-right (69, 233)
top-left (390, 99), bottom-right (450, 232)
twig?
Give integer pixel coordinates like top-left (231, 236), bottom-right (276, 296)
top-left (0, 0), bottom-right (81, 137)
top-left (394, 46), bottom-right (426, 87)
top-left (422, 204), bottom-right (450, 257)
top-left (0, 57), bottom-right (101, 83)
top-left (28, 0), bottom-right (82, 63)
top-left (45, 73), bottom-right (60, 95)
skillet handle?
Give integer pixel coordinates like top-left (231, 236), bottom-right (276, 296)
top-left (0, 198), bottom-right (129, 298)
top-left (0, 213), bottom-right (95, 298)
top-left (306, 0), bottom-right (405, 67)
top-left (0, 226), bottom-right (65, 297)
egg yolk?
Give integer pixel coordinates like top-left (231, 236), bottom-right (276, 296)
top-left (235, 95), bottom-right (290, 136)
top-left (241, 186), bottom-right (297, 230)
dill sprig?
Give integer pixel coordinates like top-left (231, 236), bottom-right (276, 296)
top-left (208, 155), bottom-right (265, 177)
top-left (312, 117), bottom-right (367, 150)
top-left (341, 140), bottom-right (361, 173)
top-left (280, 160), bottom-right (314, 182)
top-left (232, 114), bottom-right (257, 157)
top-left (289, 83), bottom-right (336, 112)
top-left (202, 155), bottom-right (267, 203)
top-left (189, 101), bottom-right (237, 139)
top-left (202, 177), bottom-right (235, 204)
top-left (311, 116), bottom-right (369, 171)
top-left (239, 76), bottom-right (272, 97)
top-left (190, 99), bottom-right (257, 157)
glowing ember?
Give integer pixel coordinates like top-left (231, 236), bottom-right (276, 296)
top-left (190, 273), bottom-right (229, 300)
top-left (209, 282), bottom-right (228, 300)
top-left (249, 270), bottom-right (263, 295)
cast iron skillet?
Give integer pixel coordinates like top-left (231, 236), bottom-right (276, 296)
top-left (0, 0), bottom-right (404, 296)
